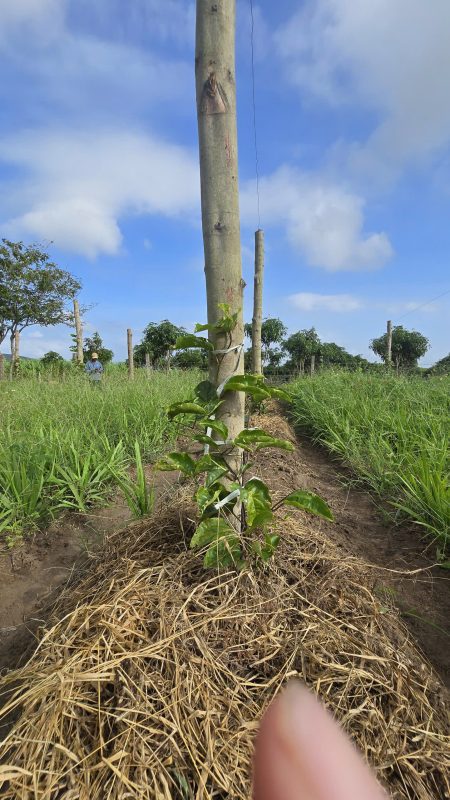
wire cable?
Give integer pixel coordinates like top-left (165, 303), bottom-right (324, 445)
top-left (397, 288), bottom-right (450, 320)
top-left (249, 0), bottom-right (261, 229)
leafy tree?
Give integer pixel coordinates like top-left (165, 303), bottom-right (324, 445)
top-left (244, 317), bottom-right (287, 368)
top-left (83, 331), bottom-right (113, 364)
top-left (134, 320), bottom-right (185, 368)
top-left (370, 325), bottom-right (429, 370)
top-left (41, 351), bottom-right (64, 365)
top-left (427, 353), bottom-right (450, 376)
top-left (172, 350), bottom-right (207, 370)
top-left (0, 239), bottom-right (81, 356)
top-left (319, 342), bottom-right (353, 368)
top-left (283, 327), bottom-right (321, 372)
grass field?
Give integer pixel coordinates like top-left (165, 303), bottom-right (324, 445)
top-left (290, 371), bottom-right (450, 555)
top-left (0, 370), bottom-right (198, 544)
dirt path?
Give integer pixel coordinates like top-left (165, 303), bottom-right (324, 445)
top-left (256, 411), bottom-right (450, 688)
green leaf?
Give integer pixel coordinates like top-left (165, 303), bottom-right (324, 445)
top-left (268, 386), bottom-right (292, 403)
top-left (195, 485), bottom-right (224, 515)
top-left (260, 533), bottom-right (280, 562)
top-left (283, 490), bottom-right (334, 521)
top-left (154, 452), bottom-right (196, 476)
top-left (234, 429), bottom-right (294, 452)
top-left (221, 374), bottom-right (271, 401)
top-left (193, 434), bottom-right (221, 447)
top-left (194, 380), bottom-right (218, 403)
top-left (190, 517), bottom-right (236, 548)
top-left (241, 478), bottom-right (273, 527)
top-left (175, 334), bottom-right (213, 352)
top-left (198, 417), bottom-right (228, 439)
top-left (194, 322), bottom-right (213, 333)
top-left (203, 534), bottom-right (242, 569)
top-left (195, 455), bottom-right (229, 487)
top-left (167, 401), bottom-right (206, 420)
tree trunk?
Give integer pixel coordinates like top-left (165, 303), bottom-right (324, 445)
top-left (195, 0), bottom-right (245, 456)
top-left (310, 353), bottom-right (315, 376)
top-left (251, 228), bottom-right (264, 375)
top-left (300, 358), bottom-right (305, 376)
top-left (127, 329), bottom-right (134, 380)
top-left (73, 299), bottom-right (83, 365)
top-left (386, 320), bottom-right (392, 367)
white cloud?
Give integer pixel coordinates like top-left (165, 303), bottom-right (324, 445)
top-left (275, 0), bottom-right (450, 179)
top-left (241, 166), bottom-right (392, 271)
top-left (0, 129), bottom-right (200, 258)
top-left (290, 293), bottom-right (363, 312)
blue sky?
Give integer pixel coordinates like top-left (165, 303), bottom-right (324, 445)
top-left (0, 0), bottom-right (449, 364)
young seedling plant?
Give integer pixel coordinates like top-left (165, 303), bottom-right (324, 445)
top-left (156, 306), bottom-right (333, 570)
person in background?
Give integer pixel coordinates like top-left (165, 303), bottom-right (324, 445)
top-left (85, 351), bottom-right (103, 383)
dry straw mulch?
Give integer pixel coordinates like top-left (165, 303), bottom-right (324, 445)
top-left (0, 489), bottom-right (449, 799)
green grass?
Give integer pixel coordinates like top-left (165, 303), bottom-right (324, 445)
top-left (0, 370), bottom-right (198, 544)
top-left (289, 371), bottom-right (450, 554)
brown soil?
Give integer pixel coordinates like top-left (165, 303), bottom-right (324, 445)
top-left (254, 411), bottom-right (450, 689)
top-left (0, 471), bottom-right (177, 675)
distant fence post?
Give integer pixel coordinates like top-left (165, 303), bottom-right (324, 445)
top-left (310, 354), bottom-right (316, 376)
top-left (127, 329), bottom-right (134, 380)
top-left (145, 350), bottom-right (152, 378)
top-left (73, 299), bottom-right (84, 365)
top-left (386, 320), bottom-right (392, 367)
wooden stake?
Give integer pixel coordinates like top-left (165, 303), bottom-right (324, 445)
top-left (127, 329), bottom-right (134, 380)
top-left (251, 229), bottom-right (264, 375)
top-left (195, 0), bottom-right (245, 454)
top-left (310, 353), bottom-right (315, 376)
top-left (386, 320), bottom-right (392, 366)
top-left (73, 299), bottom-right (83, 365)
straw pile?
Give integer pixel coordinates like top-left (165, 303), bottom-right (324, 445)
top-left (1, 436), bottom-right (449, 798)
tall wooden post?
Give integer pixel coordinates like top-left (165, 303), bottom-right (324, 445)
top-left (127, 328), bottom-right (134, 380)
top-left (73, 299), bottom-right (83, 365)
top-left (386, 320), bottom-right (392, 367)
top-left (195, 0), bottom-right (245, 451)
top-left (251, 229), bottom-right (264, 375)
top-left (310, 353), bottom-right (315, 376)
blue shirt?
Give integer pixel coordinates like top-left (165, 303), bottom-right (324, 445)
top-left (85, 360), bottom-right (103, 380)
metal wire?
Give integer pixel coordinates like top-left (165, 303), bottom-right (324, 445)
top-left (397, 288), bottom-right (450, 320)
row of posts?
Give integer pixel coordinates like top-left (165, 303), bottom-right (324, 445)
top-left (0, 303), bottom-right (394, 382)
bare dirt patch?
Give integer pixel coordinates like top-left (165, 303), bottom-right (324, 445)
top-left (0, 471), bottom-right (178, 675)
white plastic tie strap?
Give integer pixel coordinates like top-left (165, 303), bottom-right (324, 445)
top-left (214, 488), bottom-right (240, 511)
top-left (212, 343), bottom-right (244, 355)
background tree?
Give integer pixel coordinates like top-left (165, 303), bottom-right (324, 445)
top-left (83, 331), bottom-right (113, 364)
top-left (172, 350), bottom-right (208, 370)
top-left (427, 352), bottom-right (450, 376)
top-left (370, 325), bottom-right (429, 370)
top-left (244, 317), bottom-right (287, 370)
top-left (134, 320), bottom-right (185, 368)
top-left (283, 327), bottom-right (320, 374)
top-left (0, 239), bottom-right (81, 358)
top-left (41, 351), bottom-right (64, 365)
